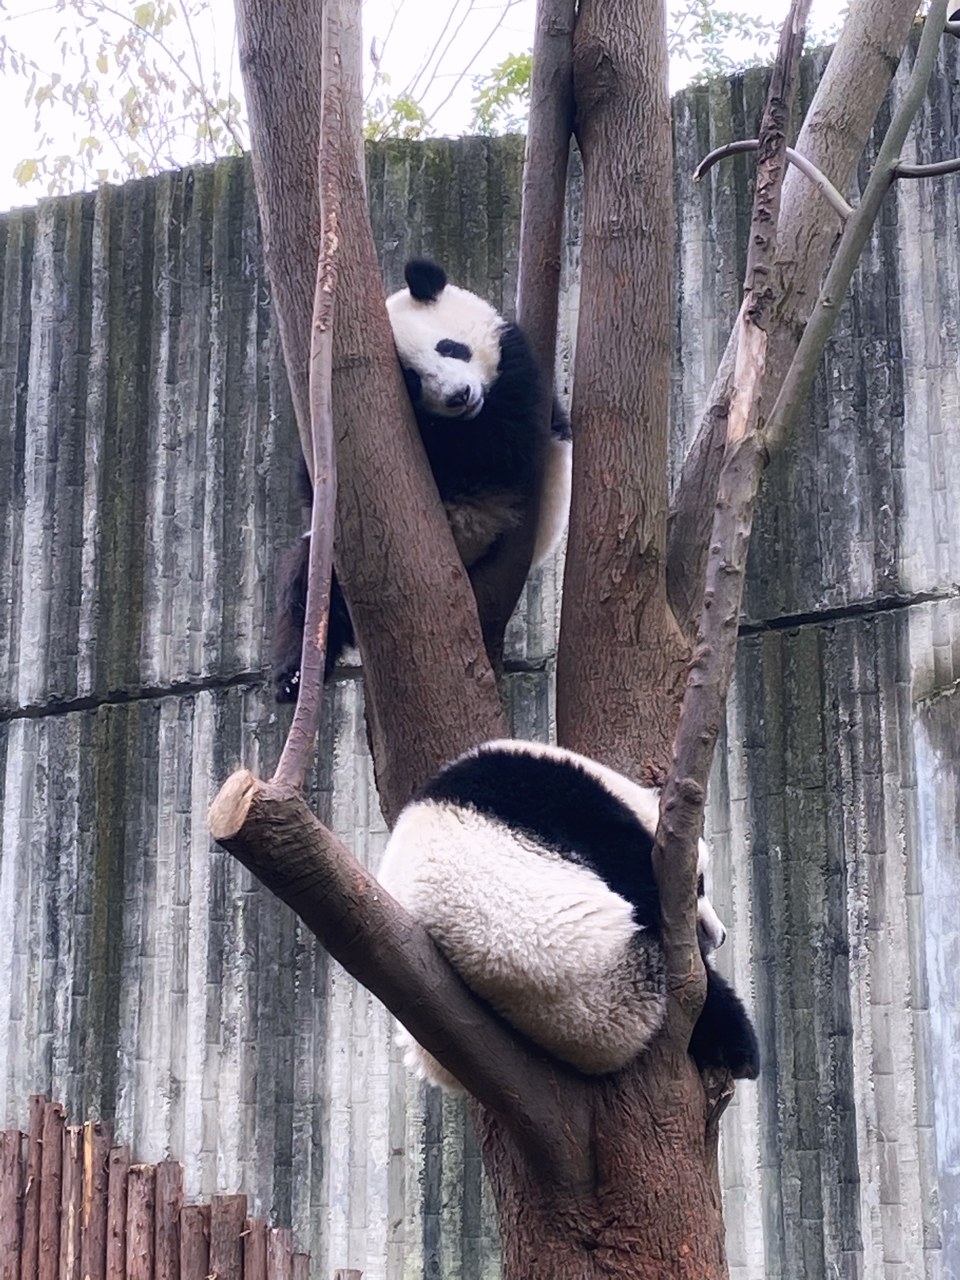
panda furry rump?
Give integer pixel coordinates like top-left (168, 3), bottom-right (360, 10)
top-left (272, 259), bottom-right (571, 700)
top-left (377, 739), bottom-right (759, 1091)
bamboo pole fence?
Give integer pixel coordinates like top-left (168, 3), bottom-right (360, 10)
top-left (0, 1099), bottom-right (323, 1280)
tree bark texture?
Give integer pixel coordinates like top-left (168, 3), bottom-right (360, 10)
top-left (557, 0), bottom-right (688, 783)
top-left (476, 1044), bottom-right (730, 1279)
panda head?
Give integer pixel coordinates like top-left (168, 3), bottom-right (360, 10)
top-left (385, 260), bottom-right (504, 421)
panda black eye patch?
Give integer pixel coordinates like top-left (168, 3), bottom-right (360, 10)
top-left (435, 339), bottom-right (471, 361)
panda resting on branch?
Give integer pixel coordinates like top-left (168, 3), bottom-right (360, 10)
top-left (377, 738), bottom-right (760, 1092)
top-left (272, 258), bottom-right (572, 699)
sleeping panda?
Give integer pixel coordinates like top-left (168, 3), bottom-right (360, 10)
top-left (272, 258), bottom-right (572, 700)
top-left (376, 738), bottom-right (759, 1091)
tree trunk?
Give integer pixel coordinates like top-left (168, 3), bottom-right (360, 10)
top-left (556, 0), bottom-right (688, 783)
top-left (475, 1046), bottom-right (730, 1280)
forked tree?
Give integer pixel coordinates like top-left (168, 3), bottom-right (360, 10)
top-left (209, 0), bottom-right (959, 1273)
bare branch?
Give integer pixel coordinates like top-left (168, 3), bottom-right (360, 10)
top-left (743, 0), bottom-right (810, 307)
top-left (946, 19), bottom-right (960, 37)
top-left (428, 0), bottom-right (525, 121)
top-left (666, 0), bottom-right (924, 639)
top-left (234, 0), bottom-right (323, 470)
top-left (656, 0), bottom-right (810, 1044)
top-left (766, 0), bottom-right (954, 454)
top-left (398, 0), bottom-right (475, 103)
top-left (661, 0), bottom-right (955, 1044)
top-left (273, 0), bottom-right (342, 790)
top-left (694, 140), bottom-right (854, 220)
top-left (208, 771), bottom-right (592, 1183)
top-left (894, 154), bottom-right (960, 178)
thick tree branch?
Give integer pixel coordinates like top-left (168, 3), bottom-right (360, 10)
top-left (329, 173), bottom-right (508, 818)
top-left (666, 0), bottom-right (924, 638)
top-left (515, 0), bottom-right (576, 382)
top-left (274, 0), bottom-right (342, 789)
top-left (894, 155), bottom-right (960, 178)
top-left (208, 771), bottom-right (592, 1183)
top-left (318, 3), bottom-right (522, 818)
top-left (693, 140), bottom-right (854, 221)
top-left (233, 0), bottom-right (322, 470)
top-left (656, 0), bottom-right (810, 1045)
top-left (238, 0), bottom-right (508, 813)
top-left (556, 0), bottom-right (687, 783)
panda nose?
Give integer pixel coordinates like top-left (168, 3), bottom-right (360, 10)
top-left (445, 387), bottom-right (471, 409)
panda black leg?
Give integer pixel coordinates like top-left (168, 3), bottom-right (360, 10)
top-left (272, 536), bottom-right (310, 702)
top-left (271, 535), bottom-right (355, 701)
top-left (689, 965), bottom-right (760, 1080)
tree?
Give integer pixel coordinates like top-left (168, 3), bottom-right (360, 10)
top-left (208, 0), bottom-right (959, 1273)
top-left (0, 0), bottom-right (246, 195)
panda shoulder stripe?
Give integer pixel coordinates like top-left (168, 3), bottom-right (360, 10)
top-left (415, 739), bottom-right (662, 932)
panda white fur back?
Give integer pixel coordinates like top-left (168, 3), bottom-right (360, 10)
top-left (271, 260), bottom-right (571, 700)
top-left (377, 738), bottom-right (759, 1091)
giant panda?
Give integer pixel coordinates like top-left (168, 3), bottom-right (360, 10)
top-left (376, 738), bottom-right (760, 1091)
top-left (272, 259), bottom-right (572, 700)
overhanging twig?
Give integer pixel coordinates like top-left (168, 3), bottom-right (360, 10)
top-left (894, 155), bottom-right (960, 178)
top-left (694, 139), bottom-right (854, 220)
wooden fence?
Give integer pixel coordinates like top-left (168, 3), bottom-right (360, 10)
top-left (0, 1099), bottom-right (314, 1280)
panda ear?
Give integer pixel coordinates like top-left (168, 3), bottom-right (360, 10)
top-left (405, 259), bottom-right (447, 302)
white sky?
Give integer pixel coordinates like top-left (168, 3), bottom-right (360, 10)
top-left (0, 0), bottom-right (840, 213)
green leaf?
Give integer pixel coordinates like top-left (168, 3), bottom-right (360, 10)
top-left (13, 157), bottom-right (39, 185)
